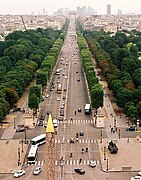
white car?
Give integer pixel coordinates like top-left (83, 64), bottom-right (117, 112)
top-left (138, 172), bottom-right (141, 176)
top-left (33, 167), bottom-right (42, 175)
top-left (14, 170), bottom-right (25, 178)
top-left (45, 94), bottom-right (49, 98)
top-left (65, 76), bottom-right (67, 79)
top-left (131, 176), bottom-right (141, 180)
top-left (57, 97), bottom-right (60, 101)
top-left (89, 160), bottom-right (96, 167)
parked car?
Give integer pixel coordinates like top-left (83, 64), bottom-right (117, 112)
top-left (33, 167), bottom-right (42, 175)
top-left (13, 107), bottom-right (21, 112)
top-left (16, 127), bottom-right (25, 132)
top-left (74, 168), bottom-right (85, 175)
top-left (14, 170), bottom-right (25, 178)
top-left (126, 126), bottom-right (137, 131)
top-left (79, 131), bottom-right (84, 136)
top-left (89, 160), bottom-right (96, 167)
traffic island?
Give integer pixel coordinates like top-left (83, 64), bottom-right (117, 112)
top-left (98, 138), bottom-right (141, 172)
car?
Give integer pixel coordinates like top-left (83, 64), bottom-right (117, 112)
top-left (131, 176), bottom-right (141, 180)
top-left (74, 168), bottom-right (85, 175)
top-left (45, 94), bottom-right (49, 98)
top-left (58, 116), bottom-right (63, 121)
top-left (64, 88), bottom-right (67, 92)
top-left (78, 108), bottom-right (81, 112)
top-left (138, 171), bottom-right (141, 176)
top-left (57, 80), bottom-right (60, 83)
top-left (69, 138), bottom-right (74, 143)
top-left (53, 123), bottom-right (58, 128)
top-left (126, 126), bottom-right (137, 131)
top-left (60, 110), bottom-right (64, 116)
top-left (64, 76), bottom-right (67, 79)
top-left (61, 101), bottom-right (65, 105)
top-left (77, 79), bottom-right (80, 82)
top-left (40, 115), bottom-right (45, 120)
top-left (57, 97), bottom-right (60, 101)
top-left (33, 167), bottom-right (42, 175)
top-left (76, 71), bottom-right (79, 73)
top-left (14, 170), bottom-right (25, 178)
top-left (50, 88), bottom-right (53, 91)
top-left (60, 105), bottom-right (64, 109)
top-left (13, 107), bottom-right (21, 112)
top-left (37, 120), bottom-right (43, 126)
top-left (16, 127), bottom-right (25, 132)
top-left (62, 73), bottom-right (65, 76)
top-left (89, 160), bottom-right (96, 167)
top-left (79, 131), bottom-right (84, 136)
top-left (62, 95), bottom-right (66, 100)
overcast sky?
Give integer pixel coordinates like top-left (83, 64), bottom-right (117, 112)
top-left (0, 0), bottom-right (141, 15)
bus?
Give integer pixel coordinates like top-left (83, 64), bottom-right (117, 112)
top-left (28, 145), bottom-right (38, 164)
top-left (30, 134), bottom-right (46, 146)
top-left (85, 104), bottom-right (91, 115)
top-left (56, 69), bottom-right (60, 75)
top-left (57, 83), bottom-right (62, 94)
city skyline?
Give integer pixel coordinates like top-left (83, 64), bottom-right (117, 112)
top-left (0, 0), bottom-right (141, 15)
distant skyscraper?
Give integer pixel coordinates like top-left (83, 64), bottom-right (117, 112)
top-left (107, 4), bottom-right (111, 16)
top-left (117, 9), bottom-right (122, 16)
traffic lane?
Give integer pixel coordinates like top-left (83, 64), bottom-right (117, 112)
top-left (64, 165), bottom-right (106, 180)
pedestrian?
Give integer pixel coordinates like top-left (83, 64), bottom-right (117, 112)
top-left (75, 110), bottom-right (76, 115)
top-left (86, 148), bottom-right (88, 152)
top-left (79, 158), bottom-right (82, 164)
top-left (70, 153), bottom-right (73, 157)
top-left (127, 138), bottom-right (129, 143)
top-left (82, 148), bottom-right (84, 154)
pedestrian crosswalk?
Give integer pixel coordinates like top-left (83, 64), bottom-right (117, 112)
top-left (25, 159), bottom-right (100, 166)
top-left (55, 139), bottom-right (97, 144)
top-left (59, 119), bottom-right (94, 124)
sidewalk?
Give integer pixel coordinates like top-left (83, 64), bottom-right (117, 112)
top-left (98, 137), bottom-right (141, 172)
top-left (0, 139), bottom-right (28, 173)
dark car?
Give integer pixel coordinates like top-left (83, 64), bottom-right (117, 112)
top-left (13, 107), bottom-right (21, 112)
top-left (69, 138), bottom-right (74, 143)
top-left (60, 110), bottom-right (64, 116)
top-left (126, 126), bottom-right (137, 131)
top-left (74, 168), bottom-right (85, 175)
top-left (40, 115), bottom-right (45, 120)
top-left (77, 79), bottom-right (80, 82)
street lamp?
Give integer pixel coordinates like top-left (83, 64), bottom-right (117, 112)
top-left (17, 148), bottom-right (21, 166)
top-left (14, 118), bottom-right (16, 129)
top-left (100, 130), bottom-right (102, 143)
top-left (118, 129), bottom-right (121, 139)
top-left (21, 139), bottom-right (24, 153)
top-left (114, 116), bottom-right (116, 127)
top-left (106, 159), bottom-right (109, 171)
top-left (104, 146), bottom-right (106, 160)
top-left (24, 129), bottom-right (27, 144)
